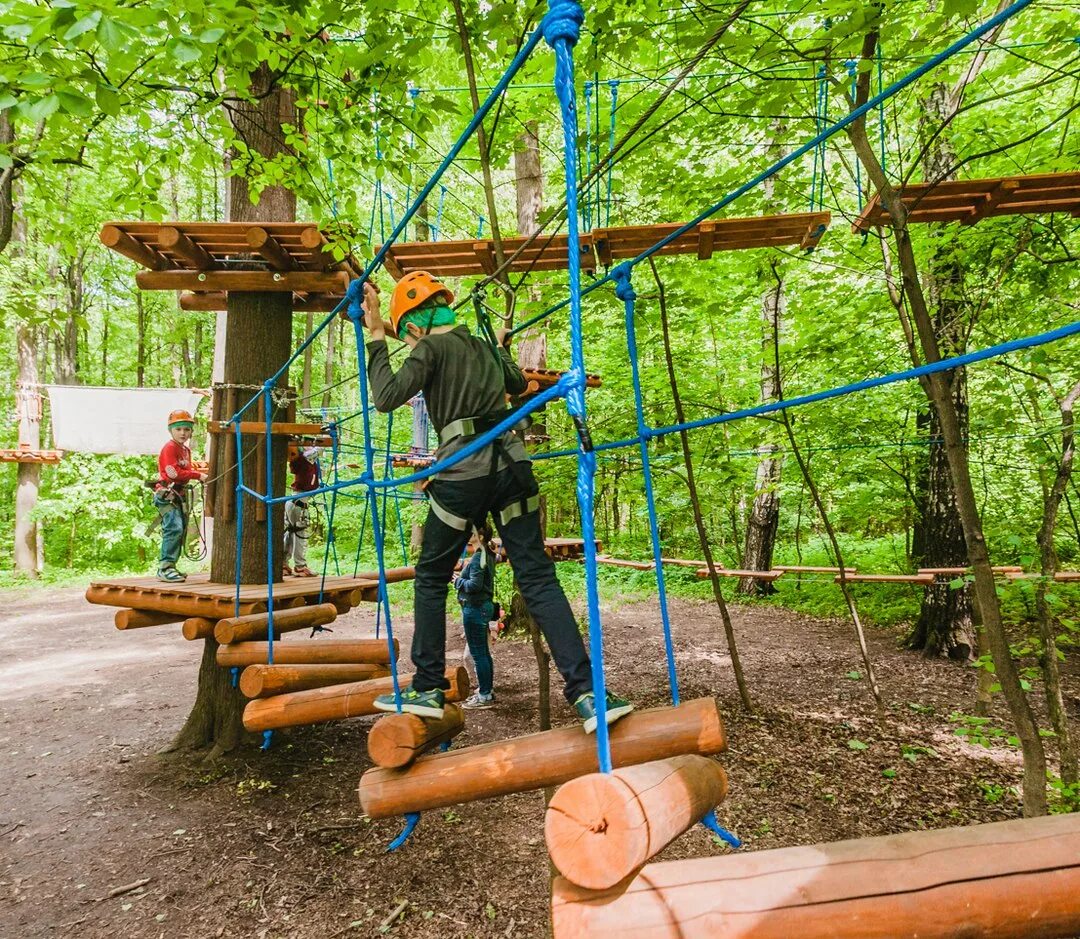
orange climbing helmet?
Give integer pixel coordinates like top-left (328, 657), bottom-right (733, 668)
top-left (167, 409), bottom-right (195, 428)
top-left (390, 271), bottom-right (454, 337)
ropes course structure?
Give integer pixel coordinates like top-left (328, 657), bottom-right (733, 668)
top-left (90, 0), bottom-right (1080, 924)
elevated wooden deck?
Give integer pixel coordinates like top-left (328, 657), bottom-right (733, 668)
top-left (99, 221), bottom-right (361, 312)
top-left (852, 171), bottom-right (1080, 232)
top-left (0, 447), bottom-right (63, 464)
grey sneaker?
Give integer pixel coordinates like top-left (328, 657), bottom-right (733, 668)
top-left (462, 691), bottom-right (496, 710)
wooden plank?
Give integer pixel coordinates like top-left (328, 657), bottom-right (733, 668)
top-left (158, 226), bottom-right (218, 270)
top-left (246, 226), bottom-right (298, 271)
top-left (136, 270), bottom-right (348, 293)
top-left (774, 565), bottom-right (857, 574)
top-left (696, 568), bottom-right (784, 581)
top-left (696, 221), bottom-right (716, 260)
top-left (100, 225), bottom-right (168, 270)
top-left (596, 556), bottom-right (655, 571)
top-left (839, 573), bottom-right (934, 584)
top-left (963, 179), bottom-right (1021, 224)
top-left (0, 448), bottom-right (64, 464)
top-left (472, 241), bottom-right (497, 275)
top-left (179, 292), bottom-right (344, 312)
top-left (209, 421), bottom-right (326, 436)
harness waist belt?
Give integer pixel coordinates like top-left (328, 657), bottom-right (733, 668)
top-left (438, 411), bottom-right (511, 447)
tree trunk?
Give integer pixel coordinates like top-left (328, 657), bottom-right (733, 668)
top-left (135, 289), bottom-right (147, 387)
top-left (0, 111), bottom-right (13, 255)
top-left (171, 61), bottom-right (297, 759)
top-left (321, 319), bottom-right (336, 412)
top-left (848, 32), bottom-right (1047, 815)
top-left (907, 80), bottom-right (974, 659)
top-left (14, 325), bottom-right (41, 578)
top-left (301, 312), bottom-right (314, 409)
top-left (739, 257), bottom-right (784, 595)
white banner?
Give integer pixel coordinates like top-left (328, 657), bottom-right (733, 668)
top-left (46, 386), bottom-right (206, 456)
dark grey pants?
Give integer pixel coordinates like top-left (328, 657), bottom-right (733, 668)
top-left (411, 463), bottom-right (593, 704)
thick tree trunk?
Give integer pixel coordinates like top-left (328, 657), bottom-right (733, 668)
top-left (907, 80), bottom-right (974, 659)
top-left (848, 35), bottom-right (1047, 815)
top-left (14, 326), bottom-right (41, 577)
top-left (0, 111), bottom-right (13, 255)
top-left (171, 62), bottom-right (297, 759)
top-left (740, 257), bottom-right (784, 595)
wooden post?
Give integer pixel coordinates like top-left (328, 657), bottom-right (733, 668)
top-left (213, 601), bottom-right (337, 644)
top-left (114, 609), bottom-right (186, 630)
top-left (239, 663), bottom-right (389, 698)
top-left (367, 705), bottom-right (465, 768)
top-left (216, 637), bottom-right (398, 668)
top-left (242, 667), bottom-right (469, 732)
top-left (359, 697), bottom-right (726, 820)
top-left (546, 755), bottom-right (728, 890)
top-left (551, 814), bottom-right (1080, 939)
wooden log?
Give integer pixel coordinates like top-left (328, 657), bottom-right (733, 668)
top-left (367, 705), bottom-right (466, 769)
top-left (209, 420), bottom-right (326, 436)
top-left (158, 225), bottom-right (218, 269)
top-left (135, 270), bottom-right (349, 293)
top-left (114, 609), bottom-right (185, 630)
top-left (217, 637), bottom-right (398, 668)
top-left (214, 602), bottom-right (337, 645)
top-left (180, 291), bottom-right (344, 312)
top-left (546, 755), bottom-right (729, 890)
top-left (242, 667), bottom-right (469, 732)
top-left (695, 568), bottom-right (784, 581)
top-left (240, 663), bottom-right (390, 698)
top-left (100, 224), bottom-right (167, 270)
top-left (181, 616), bottom-right (217, 641)
top-left (85, 584), bottom-right (264, 619)
top-left (358, 697), bottom-right (725, 820)
top-left (838, 573), bottom-right (935, 584)
top-left (551, 814), bottom-right (1080, 939)
top-left (774, 565), bottom-right (857, 574)
top-left (246, 226), bottom-right (298, 271)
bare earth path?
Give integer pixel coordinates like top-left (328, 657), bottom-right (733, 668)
top-left (1, 584), bottom-right (1073, 938)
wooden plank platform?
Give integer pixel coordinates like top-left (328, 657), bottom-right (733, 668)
top-left (520, 367), bottom-right (602, 397)
top-left (838, 573), bottom-right (935, 585)
top-left (696, 568), bottom-right (784, 581)
top-left (0, 447), bottom-right (63, 464)
top-left (852, 171), bottom-right (1080, 232)
top-left (99, 221), bottom-right (360, 311)
top-left (596, 556), bottom-right (655, 571)
top-left (378, 212), bottom-right (831, 280)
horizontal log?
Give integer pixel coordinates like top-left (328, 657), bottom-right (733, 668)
top-left (85, 584), bottom-right (266, 619)
top-left (242, 667), bottom-right (468, 732)
top-left (240, 663), bottom-right (389, 698)
top-left (551, 814), bottom-right (1080, 939)
top-left (217, 637), bottom-right (398, 668)
top-left (181, 616), bottom-right (217, 640)
top-left (246, 226), bottom-right (298, 271)
top-left (179, 291), bottom-right (343, 312)
top-left (546, 755), bottom-right (729, 890)
top-left (135, 270), bottom-right (349, 293)
top-left (114, 609), bottom-right (185, 630)
top-left (100, 224), bottom-right (167, 270)
top-left (367, 705), bottom-right (465, 769)
top-left (209, 421), bottom-right (326, 436)
top-left (358, 697), bottom-right (725, 820)
top-left (159, 225), bottom-right (217, 270)
top-left (214, 602), bottom-right (337, 645)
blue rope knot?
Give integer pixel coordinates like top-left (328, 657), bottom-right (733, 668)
top-left (542, 0), bottom-right (584, 48)
top-left (611, 263), bottom-right (636, 301)
top-left (344, 278), bottom-right (367, 323)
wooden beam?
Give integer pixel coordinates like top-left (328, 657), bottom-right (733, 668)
top-left (208, 421), bottom-right (326, 436)
top-left (246, 226), bottom-right (298, 271)
top-left (963, 178), bottom-right (1020, 224)
top-left (136, 270), bottom-right (348, 293)
top-left (179, 292), bottom-right (343, 312)
top-left (217, 637), bottom-right (398, 668)
top-left (239, 663), bottom-right (389, 698)
top-left (158, 225), bottom-right (218, 270)
top-left (382, 252), bottom-right (406, 280)
top-left (800, 219), bottom-right (828, 250)
top-left (551, 814), bottom-right (1080, 939)
top-left (472, 241), bottom-right (497, 274)
top-left (838, 573), bottom-right (935, 584)
top-left (214, 602), bottom-right (337, 645)
top-left (100, 224), bottom-right (168, 270)
top-left (114, 609), bottom-right (186, 630)
top-left (696, 221), bottom-right (716, 260)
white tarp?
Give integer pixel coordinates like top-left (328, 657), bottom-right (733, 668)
top-left (46, 386), bottom-right (206, 456)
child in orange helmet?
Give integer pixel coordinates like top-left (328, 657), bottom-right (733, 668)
top-left (352, 274), bottom-right (632, 733)
top-left (155, 409), bottom-right (206, 583)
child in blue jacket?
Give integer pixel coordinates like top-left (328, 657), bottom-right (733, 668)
top-left (455, 523), bottom-right (497, 708)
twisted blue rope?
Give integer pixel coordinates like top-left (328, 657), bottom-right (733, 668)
top-left (545, 0), bottom-right (614, 773)
top-left (605, 79), bottom-right (618, 227)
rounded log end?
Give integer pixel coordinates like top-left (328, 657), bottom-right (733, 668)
top-left (546, 774), bottom-right (650, 891)
top-left (239, 665), bottom-right (265, 699)
top-left (99, 224), bottom-right (121, 246)
top-left (367, 712), bottom-right (424, 769)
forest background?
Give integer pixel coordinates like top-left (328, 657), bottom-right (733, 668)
top-left (0, 0), bottom-right (1078, 649)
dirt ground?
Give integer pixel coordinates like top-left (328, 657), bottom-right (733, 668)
top-left (1, 584), bottom-right (1076, 939)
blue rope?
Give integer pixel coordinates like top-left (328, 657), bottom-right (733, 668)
top-left (263, 381), bottom-right (276, 666)
top-left (508, 0), bottom-right (1036, 340)
top-left (614, 264), bottom-right (679, 705)
top-left (701, 810), bottom-right (741, 849)
top-left (846, 61), bottom-right (862, 211)
top-left (387, 812), bottom-right (420, 851)
top-left (605, 79), bottom-right (618, 227)
top-left (433, 185), bottom-right (447, 242)
top-left (583, 79), bottom-right (593, 231)
top-left (545, 0), bottom-right (614, 773)
top-left (476, 214), bottom-right (484, 238)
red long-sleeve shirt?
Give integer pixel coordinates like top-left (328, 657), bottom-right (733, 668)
top-left (158, 440), bottom-right (201, 488)
top-left (290, 454), bottom-right (320, 493)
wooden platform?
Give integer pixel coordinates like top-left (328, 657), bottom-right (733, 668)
top-left (99, 221), bottom-right (361, 312)
top-left (0, 447), bottom-right (63, 464)
top-left (378, 212), bottom-right (831, 279)
top-left (852, 171), bottom-right (1080, 232)
top-left (86, 571), bottom-right (403, 619)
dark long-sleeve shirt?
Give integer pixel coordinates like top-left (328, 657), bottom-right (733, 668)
top-left (367, 325), bottom-right (529, 480)
top-left (455, 546), bottom-right (495, 606)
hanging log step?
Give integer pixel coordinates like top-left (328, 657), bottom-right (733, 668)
top-left (551, 813), bottom-right (1080, 939)
top-left (358, 697), bottom-right (725, 820)
top-left (217, 637), bottom-right (398, 668)
top-left (214, 602), bottom-right (338, 645)
top-left (239, 663), bottom-right (390, 698)
top-left (242, 667), bottom-right (469, 732)
top-left (546, 755), bottom-right (729, 891)
top-left (367, 705), bottom-right (466, 769)
top-left (114, 610), bottom-right (186, 631)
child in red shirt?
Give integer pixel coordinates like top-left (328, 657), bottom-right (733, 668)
top-left (284, 439), bottom-right (320, 577)
top-left (155, 410), bottom-right (205, 583)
